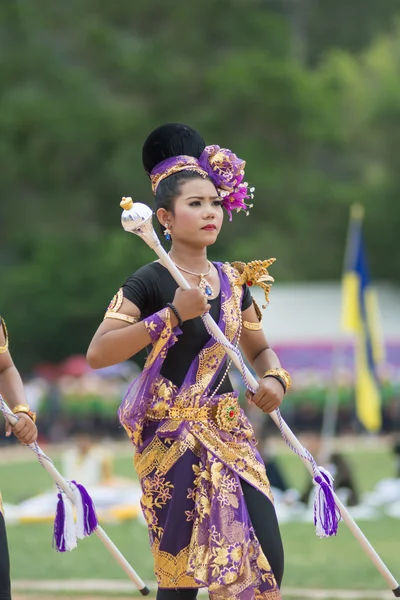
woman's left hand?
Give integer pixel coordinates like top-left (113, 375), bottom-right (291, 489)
top-left (245, 377), bottom-right (284, 413)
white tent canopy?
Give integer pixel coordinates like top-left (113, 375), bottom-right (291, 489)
top-left (251, 282), bottom-right (400, 345)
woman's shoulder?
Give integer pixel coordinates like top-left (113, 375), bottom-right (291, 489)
top-left (126, 261), bottom-right (165, 282)
top-left (122, 263), bottom-right (165, 311)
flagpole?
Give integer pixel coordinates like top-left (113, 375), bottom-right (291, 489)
top-left (319, 204), bottom-right (364, 463)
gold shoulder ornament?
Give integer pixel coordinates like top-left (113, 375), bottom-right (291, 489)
top-left (232, 259), bottom-right (275, 308)
top-left (232, 259), bottom-right (275, 332)
top-left (0, 318), bottom-right (9, 354)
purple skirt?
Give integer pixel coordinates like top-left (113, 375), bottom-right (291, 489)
top-left (133, 389), bottom-right (281, 600)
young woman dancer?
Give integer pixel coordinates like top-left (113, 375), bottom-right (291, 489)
top-left (87, 123), bottom-right (291, 600)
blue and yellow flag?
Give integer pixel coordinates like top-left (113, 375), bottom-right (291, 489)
top-left (341, 205), bottom-right (383, 432)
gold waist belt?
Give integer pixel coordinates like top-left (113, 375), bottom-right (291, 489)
top-left (146, 396), bottom-right (241, 432)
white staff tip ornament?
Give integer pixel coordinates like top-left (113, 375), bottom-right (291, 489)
top-left (120, 198), bottom-right (160, 250)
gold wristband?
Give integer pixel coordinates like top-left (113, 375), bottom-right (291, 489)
top-left (12, 404), bottom-right (37, 423)
top-left (104, 311), bottom-right (139, 325)
top-left (0, 319), bottom-right (9, 354)
top-left (263, 368), bottom-right (292, 392)
top-left (243, 320), bottom-right (263, 331)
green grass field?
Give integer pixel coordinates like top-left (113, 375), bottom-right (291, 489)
top-left (1, 442), bottom-right (399, 595)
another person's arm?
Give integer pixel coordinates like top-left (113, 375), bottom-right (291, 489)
top-left (0, 319), bottom-right (38, 444)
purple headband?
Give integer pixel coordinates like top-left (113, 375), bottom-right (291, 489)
top-left (150, 145), bottom-right (254, 220)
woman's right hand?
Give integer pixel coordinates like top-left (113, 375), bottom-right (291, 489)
top-left (172, 288), bottom-right (211, 322)
top-left (6, 413), bottom-right (38, 445)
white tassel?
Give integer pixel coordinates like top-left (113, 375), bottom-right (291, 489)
top-left (61, 494), bottom-right (77, 551)
top-left (73, 484), bottom-right (85, 540)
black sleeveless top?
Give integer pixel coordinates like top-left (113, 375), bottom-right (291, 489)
top-left (122, 262), bottom-right (252, 394)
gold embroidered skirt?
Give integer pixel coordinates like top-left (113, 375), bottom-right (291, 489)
top-left (132, 392), bottom-right (281, 600)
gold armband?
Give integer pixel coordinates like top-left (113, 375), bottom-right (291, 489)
top-left (243, 320), bottom-right (263, 331)
top-left (0, 318), bottom-right (9, 354)
top-left (104, 311), bottom-right (139, 325)
top-left (242, 297), bottom-right (264, 331)
top-left (12, 404), bottom-right (37, 423)
top-left (103, 288), bottom-right (139, 325)
top-left (263, 368), bottom-right (292, 393)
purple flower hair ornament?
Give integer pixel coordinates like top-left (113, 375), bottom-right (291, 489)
top-left (150, 145), bottom-right (254, 220)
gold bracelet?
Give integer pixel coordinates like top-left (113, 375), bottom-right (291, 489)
top-left (263, 368), bottom-right (292, 392)
top-left (12, 404), bottom-right (37, 423)
top-left (0, 319), bottom-right (9, 354)
top-left (243, 320), bottom-right (263, 331)
top-left (103, 312), bottom-right (139, 325)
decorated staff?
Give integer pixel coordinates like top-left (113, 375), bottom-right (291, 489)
top-left (120, 199), bottom-right (399, 596)
top-left (87, 123), bottom-right (399, 600)
top-left (0, 398), bottom-right (149, 595)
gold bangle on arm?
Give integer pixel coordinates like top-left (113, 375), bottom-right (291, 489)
top-left (0, 319), bottom-right (9, 354)
top-left (243, 320), bottom-right (263, 331)
top-left (12, 404), bottom-right (37, 423)
top-left (263, 368), bottom-right (292, 393)
top-left (103, 312), bottom-right (139, 325)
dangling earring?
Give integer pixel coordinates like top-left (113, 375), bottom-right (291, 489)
top-left (164, 224), bottom-right (172, 241)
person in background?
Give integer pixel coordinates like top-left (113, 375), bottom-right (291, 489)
top-left (0, 315), bottom-right (38, 599)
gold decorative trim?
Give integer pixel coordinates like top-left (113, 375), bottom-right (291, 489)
top-left (146, 395), bottom-right (241, 434)
top-left (104, 312), bottom-right (139, 325)
top-left (151, 537), bottom-right (201, 588)
top-left (191, 422), bottom-right (273, 503)
top-left (0, 318), bottom-right (9, 354)
top-left (134, 434), bottom-right (201, 480)
top-left (107, 288), bottom-right (124, 312)
top-left (151, 163), bottom-right (208, 194)
top-left (243, 320), bottom-right (262, 331)
top-left (104, 288), bottom-right (139, 324)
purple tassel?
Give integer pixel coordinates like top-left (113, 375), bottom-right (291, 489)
top-left (72, 480), bottom-right (98, 538)
top-left (52, 491), bottom-right (77, 552)
top-left (313, 468), bottom-right (341, 538)
top-left (53, 492), bottom-right (66, 552)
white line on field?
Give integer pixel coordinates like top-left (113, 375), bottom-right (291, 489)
top-left (11, 580), bottom-right (393, 598)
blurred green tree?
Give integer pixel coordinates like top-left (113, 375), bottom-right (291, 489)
top-left (1, 1), bottom-right (400, 367)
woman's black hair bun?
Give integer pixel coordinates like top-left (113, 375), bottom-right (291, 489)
top-left (142, 123), bottom-right (206, 175)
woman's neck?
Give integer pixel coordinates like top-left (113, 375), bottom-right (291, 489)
top-left (169, 243), bottom-right (209, 272)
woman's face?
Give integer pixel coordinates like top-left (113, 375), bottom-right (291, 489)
top-left (163, 178), bottom-right (224, 248)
